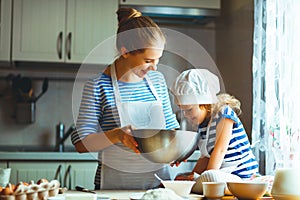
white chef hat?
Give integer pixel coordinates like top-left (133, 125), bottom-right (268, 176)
top-left (171, 69), bottom-right (220, 105)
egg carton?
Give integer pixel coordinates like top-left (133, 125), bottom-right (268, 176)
top-left (0, 179), bottom-right (61, 200)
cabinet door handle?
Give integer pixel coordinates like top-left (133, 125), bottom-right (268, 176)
top-left (66, 32), bottom-right (72, 60)
top-left (64, 165), bottom-right (72, 189)
top-left (54, 164), bottom-right (62, 184)
top-left (57, 32), bottom-right (63, 59)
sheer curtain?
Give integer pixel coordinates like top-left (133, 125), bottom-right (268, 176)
top-left (252, 0), bottom-right (300, 175)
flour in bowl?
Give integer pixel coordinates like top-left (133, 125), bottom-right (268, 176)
top-left (140, 188), bottom-right (184, 200)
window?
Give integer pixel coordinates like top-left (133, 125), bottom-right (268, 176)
top-left (252, 0), bottom-right (300, 175)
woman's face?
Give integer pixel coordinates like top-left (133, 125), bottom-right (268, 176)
top-left (126, 48), bottom-right (163, 78)
top-left (179, 104), bottom-right (207, 126)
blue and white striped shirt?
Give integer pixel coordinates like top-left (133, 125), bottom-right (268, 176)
top-left (199, 105), bottom-right (258, 179)
top-left (71, 70), bottom-right (179, 185)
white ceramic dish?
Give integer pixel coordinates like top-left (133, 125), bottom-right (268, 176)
top-left (271, 168), bottom-right (300, 198)
top-left (162, 180), bottom-right (196, 197)
top-left (48, 195), bottom-right (66, 200)
top-left (272, 194), bottom-right (300, 200)
top-left (129, 192), bottom-right (204, 200)
top-left (64, 193), bottom-right (97, 200)
top-left (227, 181), bottom-right (268, 200)
top-left (202, 182), bottom-right (225, 198)
top-left (129, 192), bottom-right (144, 200)
top-left (188, 194), bottom-right (204, 200)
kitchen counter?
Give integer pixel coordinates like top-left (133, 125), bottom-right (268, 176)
top-left (0, 151), bottom-right (201, 161)
top-left (62, 190), bottom-right (274, 200)
top-left (63, 190), bottom-right (203, 200)
top-left (0, 151), bottom-right (200, 186)
top-left (0, 152), bottom-right (98, 161)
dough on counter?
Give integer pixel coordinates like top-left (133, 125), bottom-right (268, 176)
top-left (140, 188), bottom-right (184, 200)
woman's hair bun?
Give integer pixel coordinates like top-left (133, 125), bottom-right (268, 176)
top-left (115, 7), bottom-right (165, 53)
top-left (117, 8), bottom-right (142, 25)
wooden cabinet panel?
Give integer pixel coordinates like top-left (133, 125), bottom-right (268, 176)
top-left (12, 0), bottom-right (66, 62)
top-left (12, 0), bottom-right (118, 64)
top-left (0, 0), bottom-right (12, 61)
top-left (65, 162), bottom-right (97, 190)
top-left (9, 161), bottom-right (63, 184)
top-left (0, 161), bottom-right (8, 168)
top-left (66, 0), bottom-right (118, 64)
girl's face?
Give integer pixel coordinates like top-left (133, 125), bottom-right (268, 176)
top-left (179, 104), bottom-right (207, 126)
top-left (126, 48), bottom-right (163, 78)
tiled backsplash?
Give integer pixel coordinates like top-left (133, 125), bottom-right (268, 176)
top-left (0, 77), bottom-right (76, 147)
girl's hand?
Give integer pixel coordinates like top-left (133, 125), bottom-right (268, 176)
top-left (174, 172), bottom-right (195, 181)
top-left (117, 125), bottom-right (140, 154)
top-left (170, 159), bottom-right (187, 167)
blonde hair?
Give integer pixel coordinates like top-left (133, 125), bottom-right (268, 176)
top-left (116, 8), bottom-right (166, 54)
top-left (213, 93), bottom-right (242, 116)
top-left (201, 93), bottom-right (242, 118)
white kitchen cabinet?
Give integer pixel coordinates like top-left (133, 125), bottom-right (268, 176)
top-left (119, 0), bottom-right (221, 9)
top-left (12, 0), bottom-right (117, 64)
top-left (0, 0), bottom-right (12, 61)
top-left (0, 161), bottom-right (8, 168)
top-left (66, 0), bottom-right (117, 64)
top-left (9, 162), bottom-right (61, 184)
top-left (64, 162), bottom-right (97, 190)
top-left (9, 161), bottom-right (97, 190)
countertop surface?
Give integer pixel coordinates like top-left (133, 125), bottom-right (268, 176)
top-left (63, 190), bottom-right (203, 200)
top-left (0, 151), bottom-right (99, 161)
top-left (62, 190), bottom-right (274, 200)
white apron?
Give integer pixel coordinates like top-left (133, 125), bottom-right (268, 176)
top-left (199, 122), bottom-right (239, 173)
top-left (101, 62), bottom-right (170, 189)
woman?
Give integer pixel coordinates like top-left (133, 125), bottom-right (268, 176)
top-left (71, 8), bottom-right (179, 190)
top-left (171, 69), bottom-right (259, 193)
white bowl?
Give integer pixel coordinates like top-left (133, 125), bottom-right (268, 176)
top-left (202, 182), bottom-right (225, 198)
top-left (227, 181), bottom-right (268, 200)
top-left (271, 168), bottom-right (300, 198)
top-left (162, 180), bottom-right (196, 197)
top-left (272, 194), bottom-right (300, 200)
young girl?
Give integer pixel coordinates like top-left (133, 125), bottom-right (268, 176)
top-left (171, 69), bottom-right (259, 194)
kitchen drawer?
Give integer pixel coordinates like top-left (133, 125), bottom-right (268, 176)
top-left (8, 161), bottom-right (97, 190)
top-left (0, 0), bottom-right (12, 61)
top-left (0, 161), bottom-right (8, 168)
top-left (0, 152), bottom-right (98, 161)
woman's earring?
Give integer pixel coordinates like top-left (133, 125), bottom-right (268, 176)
top-left (120, 47), bottom-right (129, 58)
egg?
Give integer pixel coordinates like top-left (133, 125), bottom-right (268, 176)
top-left (37, 178), bottom-right (48, 185)
top-left (49, 180), bottom-right (60, 189)
top-left (1, 183), bottom-right (13, 195)
top-left (14, 182), bottom-right (26, 194)
top-left (10, 184), bottom-right (16, 192)
top-left (22, 182), bottom-right (29, 186)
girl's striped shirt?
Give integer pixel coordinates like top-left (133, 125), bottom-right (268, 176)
top-left (198, 105), bottom-right (259, 179)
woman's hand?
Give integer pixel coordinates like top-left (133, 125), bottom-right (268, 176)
top-left (114, 125), bottom-right (140, 154)
top-left (74, 125), bottom-right (140, 153)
